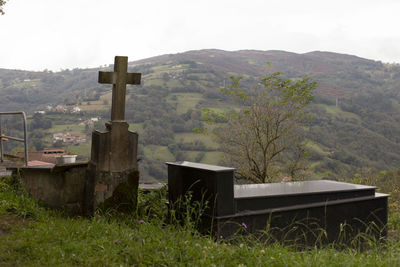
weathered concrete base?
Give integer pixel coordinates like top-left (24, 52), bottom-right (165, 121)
top-left (9, 162), bottom-right (141, 216)
top-left (13, 163), bottom-right (88, 215)
top-left (99, 170), bottom-right (139, 212)
top-left (84, 162), bottom-right (139, 215)
top-left (90, 121), bottom-right (138, 172)
top-left (84, 120), bottom-right (140, 216)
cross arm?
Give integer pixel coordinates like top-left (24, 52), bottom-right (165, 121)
top-left (98, 71), bottom-right (141, 85)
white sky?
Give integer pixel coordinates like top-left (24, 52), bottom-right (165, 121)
top-left (1, 0), bottom-right (400, 71)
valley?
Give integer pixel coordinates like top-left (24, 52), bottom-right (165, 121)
top-left (1, 49), bottom-right (400, 182)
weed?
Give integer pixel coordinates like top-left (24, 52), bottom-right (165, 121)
top-left (0, 173), bottom-right (47, 221)
top-left (137, 186), bottom-right (168, 222)
top-left (168, 189), bottom-right (209, 231)
top-left (1, 173), bottom-right (400, 265)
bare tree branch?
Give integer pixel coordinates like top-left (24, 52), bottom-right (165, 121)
top-left (0, 0), bottom-right (7, 15)
top-left (211, 69), bottom-right (316, 183)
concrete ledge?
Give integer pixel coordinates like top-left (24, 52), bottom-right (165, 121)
top-left (12, 163), bottom-right (89, 215)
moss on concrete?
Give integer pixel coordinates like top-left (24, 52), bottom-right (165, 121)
top-left (99, 170), bottom-right (139, 213)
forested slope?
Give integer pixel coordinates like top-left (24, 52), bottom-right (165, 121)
top-left (1, 49), bottom-right (400, 181)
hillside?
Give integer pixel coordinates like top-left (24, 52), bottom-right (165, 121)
top-left (1, 173), bottom-right (399, 265)
top-left (1, 49), bottom-right (400, 182)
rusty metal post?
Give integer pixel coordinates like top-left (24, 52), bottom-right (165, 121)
top-left (0, 111), bottom-right (29, 166)
top-left (22, 112), bottom-right (28, 166)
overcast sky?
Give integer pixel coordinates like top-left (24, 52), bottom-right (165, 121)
top-left (1, 0), bottom-right (400, 71)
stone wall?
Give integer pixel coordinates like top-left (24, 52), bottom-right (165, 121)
top-left (84, 163), bottom-right (139, 215)
top-left (17, 163), bottom-right (88, 215)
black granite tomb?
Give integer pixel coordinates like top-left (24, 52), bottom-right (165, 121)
top-left (166, 161), bottom-right (388, 245)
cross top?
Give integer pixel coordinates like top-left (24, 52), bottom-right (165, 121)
top-left (98, 56), bottom-right (141, 121)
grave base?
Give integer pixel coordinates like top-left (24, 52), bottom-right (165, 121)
top-left (84, 163), bottom-right (139, 215)
top-left (204, 192), bottom-right (387, 245)
top-left (167, 161), bottom-right (388, 245)
top-left (10, 163), bottom-right (88, 215)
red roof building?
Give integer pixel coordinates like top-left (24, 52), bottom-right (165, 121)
top-left (16, 148), bottom-right (67, 164)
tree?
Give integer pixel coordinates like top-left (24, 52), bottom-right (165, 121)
top-left (53, 139), bottom-right (64, 148)
top-left (204, 70), bottom-right (316, 183)
top-left (30, 113), bottom-right (52, 130)
top-left (0, 0), bottom-right (7, 15)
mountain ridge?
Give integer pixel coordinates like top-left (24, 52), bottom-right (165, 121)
top-left (1, 49), bottom-right (400, 181)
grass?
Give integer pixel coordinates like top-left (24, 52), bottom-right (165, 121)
top-left (143, 145), bottom-right (175, 162)
top-left (201, 100), bottom-right (240, 111)
top-left (128, 123), bottom-right (144, 134)
top-left (165, 79), bottom-right (184, 88)
top-left (175, 132), bottom-right (220, 150)
top-left (49, 124), bottom-right (85, 133)
top-left (65, 143), bottom-right (91, 159)
top-left (185, 151), bottom-right (203, 160)
top-left (1, 174), bottom-right (400, 266)
top-left (79, 92), bottom-right (112, 111)
top-left (307, 142), bottom-right (330, 156)
top-left (201, 151), bottom-right (224, 165)
top-left (167, 93), bottom-right (203, 114)
top-left (317, 104), bottom-right (361, 120)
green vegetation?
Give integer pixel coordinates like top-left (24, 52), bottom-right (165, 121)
top-left (201, 151), bottom-right (224, 164)
top-left (80, 92), bottom-right (112, 111)
top-left (49, 124), bottom-right (85, 133)
top-left (1, 172), bottom-right (400, 266)
top-left (143, 145), bottom-right (174, 162)
top-left (128, 123), bottom-right (144, 134)
top-left (174, 132), bottom-right (219, 150)
top-left (2, 49), bottom-right (400, 182)
top-left (65, 143), bottom-right (91, 159)
top-left (203, 72), bottom-right (316, 183)
top-left (2, 49), bottom-right (400, 264)
top-left (166, 93), bottom-right (203, 114)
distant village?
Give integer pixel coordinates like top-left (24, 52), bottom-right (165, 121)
top-left (35, 104), bottom-right (82, 114)
top-left (52, 132), bottom-right (86, 144)
top-left (34, 104), bottom-right (100, 145)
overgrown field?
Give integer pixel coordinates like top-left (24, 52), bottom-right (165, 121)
top-left (1, 173), bottom-right (400, 266)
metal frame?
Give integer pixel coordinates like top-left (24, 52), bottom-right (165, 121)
top-left (0, 111), bottom-right (28, 166)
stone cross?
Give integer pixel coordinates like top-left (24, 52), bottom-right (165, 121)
top-left (98, 56), bottom-right (141, 121)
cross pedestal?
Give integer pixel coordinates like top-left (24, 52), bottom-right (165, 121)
top-left (84, 56), bottom-right (141, 215)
